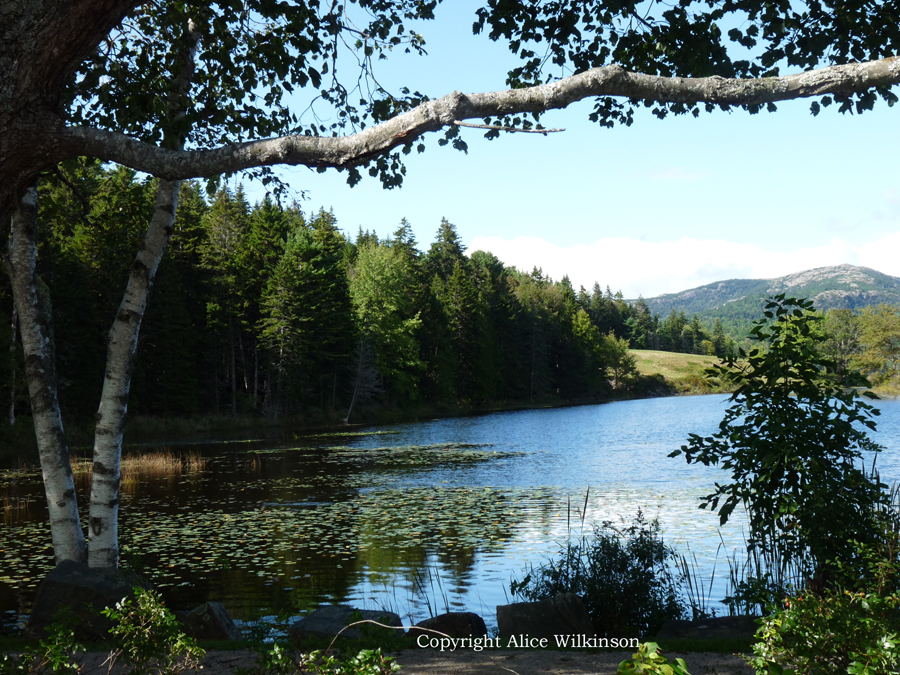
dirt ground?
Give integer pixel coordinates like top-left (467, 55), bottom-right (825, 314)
top-left (389, 647), bottom-right (755, 675)
top-left (23, 647), bottom-right (756, 675)
top-left (84, 648), bottom-right (755, 675)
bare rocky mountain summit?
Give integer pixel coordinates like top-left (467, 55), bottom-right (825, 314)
top-left (638, 264), bottom-right (900, 322)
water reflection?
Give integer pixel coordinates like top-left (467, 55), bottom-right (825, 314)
top-left (2, 394), bottom-right (899, 631)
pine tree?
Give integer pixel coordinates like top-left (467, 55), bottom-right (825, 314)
top-left (425, 218), bottom-right (465, 282)
top-left (349, 241), bottom-right (422, 405)
top-left (200, 186), bottom-right (252, 414)
top-left (259, 209), bottom-right (353, 414)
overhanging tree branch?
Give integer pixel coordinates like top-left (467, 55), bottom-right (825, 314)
top-left (61, 55), bottom-right (900, 180)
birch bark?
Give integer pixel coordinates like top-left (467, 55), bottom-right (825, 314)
top-left (4, 187), bottom-right (87, 563)
top-left (86, 20), bottom-right (198, 568)
top-left (86, 177), bottom-right (183, 567)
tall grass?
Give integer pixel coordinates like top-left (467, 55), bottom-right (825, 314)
top-left (676, 543), bottom-right (719, 620)
top-left (720, 529), bottom-right (812, 617)
top-left (1, 484), bottom-right (31, 516)
top-left (411, 565), bottom-right (452, 618)
top-left (71, 449), bottom-right (207, 488)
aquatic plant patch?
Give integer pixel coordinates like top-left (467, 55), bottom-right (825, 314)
top-left (305, 430), bottom-right (401, 439)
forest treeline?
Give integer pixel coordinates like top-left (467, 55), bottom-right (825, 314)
top-left (4, 162), bottom-right (671, 426)
top-left (3, 162), bottom-right (900, 430)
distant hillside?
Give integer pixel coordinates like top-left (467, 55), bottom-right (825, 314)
top-left (639, 265), bottom-right (900, 329)
top-left (631, 350), bottom-right (732, 394)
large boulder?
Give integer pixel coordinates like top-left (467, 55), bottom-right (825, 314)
top-left (656, 615), bottom-right (759, 641)
top-left (408, 612), bottom-right (487, 639)
top-left (26, 560), bottom-right (151, 641)
top-left (180, 601), bottom-right (242, 641)
top-left (496, 592), bottom-right (594, 641)
top-left (288, 605), bottom-right (403, 641)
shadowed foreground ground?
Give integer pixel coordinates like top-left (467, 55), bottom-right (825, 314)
top-left (65, 648), bottom-right (755, 674)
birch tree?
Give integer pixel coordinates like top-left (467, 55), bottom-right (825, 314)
top-left (1, 0), bottom-right (900, 568)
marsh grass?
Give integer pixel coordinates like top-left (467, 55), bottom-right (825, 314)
top-left (720, 530), bottom-right (810, 617)
top-left (0, 484), bottom-right (31, 515)
top-left (677, 543), bottom-right (719, 620)
top-left (411, 565), bottom-right (452, 618)
top-left (71, 449), bottom-right (207, 489)
top-left (241, 456), bottom-right (261, 473)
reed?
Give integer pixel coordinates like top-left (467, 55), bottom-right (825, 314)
top-left (676, 542), bottom-right (719, 620)
top-left (1, 485), bottom-right (31, 513)
top-left (242, 456), bottom-right (261, 472)
top-left (720, 529), bottom-right (810, 617)
top-left (70, 449), bottom-right (207, 484)
top-left (411, 565), bottom-right (451, 618)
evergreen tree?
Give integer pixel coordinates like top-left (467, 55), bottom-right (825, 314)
top-left (511, 270), bottom-right (553, 400)
top-left (626, 298), bottom-right (655, 350)
top-left (391, 218), bottom-right (419, 260)
top-left (712, 318), bottom-right (727, 357)
top-left (589, 284), bottom-right (624, 337)
top-left (432, 260), bottom-right (485, 402)
top-left (425, 218), bottom-right (466, 281)
top-left (349, 241), bottom-right (423, 404)
top-left (200, 186), bottom-right (252, 414)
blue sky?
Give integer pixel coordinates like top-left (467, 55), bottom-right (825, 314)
top-left (245, 1), bottom-right (900, 298)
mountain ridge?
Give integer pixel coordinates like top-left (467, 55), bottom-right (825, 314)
top-left (637, 264), bottom-right (900, 324)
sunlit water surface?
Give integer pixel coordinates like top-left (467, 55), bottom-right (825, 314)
top-left (2, 394), bottom-right (898, 632)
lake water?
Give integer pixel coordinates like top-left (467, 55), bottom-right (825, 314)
top-left (2, 394), bottom-right (898, 632)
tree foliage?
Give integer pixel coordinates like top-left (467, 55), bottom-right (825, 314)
top-left (670, 296), bottom-right (887, 578)
top-left (0, 169), bottom-right (685, 432)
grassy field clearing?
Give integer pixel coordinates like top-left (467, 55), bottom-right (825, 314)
top-left (631, 350), bottom-right (732, 394)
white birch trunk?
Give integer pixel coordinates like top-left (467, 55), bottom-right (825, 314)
top-left (4, 186), bottom-right (87, 563)
top-left (86, 177), bottom-right (181, 567)
top-left (87, 19), bottom-right (198, 568)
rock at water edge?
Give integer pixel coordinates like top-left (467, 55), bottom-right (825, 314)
top-left (496, 592), bottom-right (594, 641)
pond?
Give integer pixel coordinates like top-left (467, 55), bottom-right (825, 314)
top-left (2, 394), bottom-right (899, 633)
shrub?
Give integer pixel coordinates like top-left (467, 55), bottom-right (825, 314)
top-left (748, 518), bottom-right (900, 675)
top-left (671, 295), bottom-right (888, 593)
top-left (0, 619), bottom-right (85, 675)
top-left (237, 644), bottom-right (400, 675)
top-left (102, 588), bottom-right (205, 675)
top-left (748, 588), bottom-right (900, 675)
top-left (0, 588), bottom-right (202, 675)
top-left (617, 642), bottom-right (691, 675)
top-left (510, 510), bottom-right (686, 639)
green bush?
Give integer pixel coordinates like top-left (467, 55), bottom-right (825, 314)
top-left (237, 644), bottom-right (400, 675)
top-left (1, 588), bottom-right (203, 675)
top-left (617, 642), bottom-right (691, 675)
top-left (102, 588), bottom-right (205, 675)
top-left (748, 528), bottom-right (900, 675)
top-left (671, 296), bottom-right (888, 595)
top-left (510, 510), bottom-right (686, 639)
top-left (749, 589), bottom-right (900, 675)
top-left (0, 619), bottom-right (85, 675)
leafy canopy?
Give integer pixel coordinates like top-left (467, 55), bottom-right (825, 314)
top-left (475, 0), bottom-right (900, 127)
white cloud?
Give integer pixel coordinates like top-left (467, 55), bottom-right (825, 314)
top-left (467, 233), bottom-right (900, 298)
top-left (883, 188), bottom-right (900, 205)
